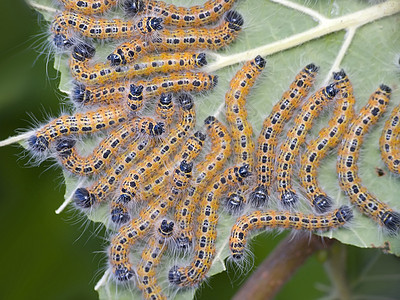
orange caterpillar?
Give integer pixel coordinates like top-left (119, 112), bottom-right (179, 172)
top-left (107, 10), bottom-right (244, 66)
top-left (110, 158), bottom-right (193, 280)
top-left (58, 0), bottom-right (118, 15)
top-left (140, 131), bottom-right (206, 202)
top-left (250, 63), bottom-right (319, 207)
top-left (73, 138), bottom-right (154, 208)
top-left (225, 55), bottom-right (266, 210)
top-left (300, 70), bottom-right (355, 212)
top-left (28, 104), bottom-right (127, 153)
top-left (72, 71), bottom-right (217, 107)
top-left (380, 103), bottom-right (400, 175)
top-left (136, 219), bottom-right (175, 300)
top-left (55, 117), bottom-right (164, 176)
top-left (229, 206), bottom-right (353, 261)
top-left (337, 85), bottom-right (400, 233)
top-left (70, 44), bottom-right (207, 86)
top-left (111, 94), bottom-right (195, 223)
top-left (123, 0), bottom-right (237, 28)
top-left (51, 11), bottom-right (162, 48)
top-left (226, 55), bottom-right (266, 172)
top-left (175, 116), bottom-right (232, 250)
top-left (168, 164), bottom-right (251, 287)
top-left (276, 84), bottom-right (337, 207)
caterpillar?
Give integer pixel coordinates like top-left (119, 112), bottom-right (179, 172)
top-left (123, 0), bottom-right (237, 28)
top-left (299, 70), bottom-right (355, 212)
top-left (70, 44), bottom-right (207, 86)
top-left (229, 206), bottom-right (353, 261)
top-left (55, 121), bottom-right (134, 176)
top-left (73, 138), bottom-right (154, 208)
top-left (51, 11), bottom-right (163, 48)
top-left (72, 71), bottom-right (217, 107)
top-left (136, 219), bottom-right (175, 300)
top-left (226, 55), bottom-right (266, 172)
top-left (140, 131), bottom-right (206, 202)
top-left (337, 84), bottom-right (400, 233)
top-left (276, 83), bottom-right (337, 207)
top-left (225, 55), bottom-right (266, 209)
top-left (111, 94), bottom-right (195, 223)
top-left (175, 116), bottom-right (232, 251)
top-left (250, 63), bottom-right (319, 207)
top-left (58, 0), bottom-right (118, 15)
top-left (110, 159), bottom-right (194, 280)
top-left (168, 164), bottom-right (251, 287)
top-left (107, 10), bottom-right (244, 66)
top-left (379, 102), bottom-right (400, 175)
top-left (28, 104), bottom-right (128, 153)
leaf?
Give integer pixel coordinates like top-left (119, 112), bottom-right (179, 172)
top-left (22, 0), bottom-right (400, 299)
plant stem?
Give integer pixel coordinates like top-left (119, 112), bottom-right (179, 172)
top-left (232, 234), bottom-right (335, 300)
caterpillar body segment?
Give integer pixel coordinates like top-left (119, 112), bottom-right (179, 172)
top-left (140, 131), bottom-right (206, 201)
top-left (109, 158), bottom-right (194, 280)
top-left (168, 164), bottom-right (251, 287)
top-left (136, 219), bottom-right (174, 300)
top-left (111, 94), bottom-right (195, 223)
top-left (73, 138), bottom-right (154, 209)
top-left (175, 116), bottom-right (232, 251)
top-left (58, 0), bottom-right (118, 15)
top-left (276, 84), bottom-right (337, 207)
top-left (123, 0), bottom-right (237, 28)
top-left (107, 10), bottom-right (244, 66)
top-left (51, 11), bottom-right (163, 48)
top-left (70, 45), bottom-right (207, 86)
top-left (300, 70), bottom-right (355, 212)
top-left (229, 206), bottom-right (353, 261)
top-left (28, 104), bottom-right (127, 153)
top-left (250, 63), bottom-right (319, 207)
top-left (72, 72), bottom-right (217, 107)
top-left (337, 85), bottom-right (400, 233)
top-left (380, 103), bottom-right (400, 175)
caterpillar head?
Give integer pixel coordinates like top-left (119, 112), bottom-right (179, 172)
top-left (225, 192), bottom-right (245, 214)
top-left (325, 83), bottom-right (338, 98)
top-left (55, 139), bottom-right (76, 158)
top-left (254, 55), bottom-right (266, 69)
top-left (158, 219), bottom-right (175, 238)
top-left (71, 82), bottom-right (89, 104)
top-left (74, 188), bottom-right (96, 208)
top-left (313, 195), bottom-right (333, 213)
top-left (111, 206), bottom-right (130, 225)
top-left (178, 93), bottom-right (193, 111)
top-left (152, 122), bottom-right (165, 136)
top-left (225, 10), bottom-right (244, 31)
top-left (123, 0), bottom-right (145, 15)
top-left (381, 211), bottom-right (400, 233)
top-left (72, 43), bottom-right (96, 62)
top-left (249, 186), bottom-right (269, 207)
top-left (28, 135), bottom-right (49, 153)
top-left (195, 53), bottom-right (207, 67)
top-left (114, 266), bottom-right (135, 282)
top-left (281, 190), bottom-right (298, 207)
top-left (335, 205), bottom-right (353, 223)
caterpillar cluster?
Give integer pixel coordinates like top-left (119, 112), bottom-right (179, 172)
top-left (16, 0), bottom-right (400, 298)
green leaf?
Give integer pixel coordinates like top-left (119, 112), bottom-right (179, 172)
top-left (24, 0), bottom-right (400, 299)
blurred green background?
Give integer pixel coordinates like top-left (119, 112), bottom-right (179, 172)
top-left (0, 1), bottom-right (399, 300)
